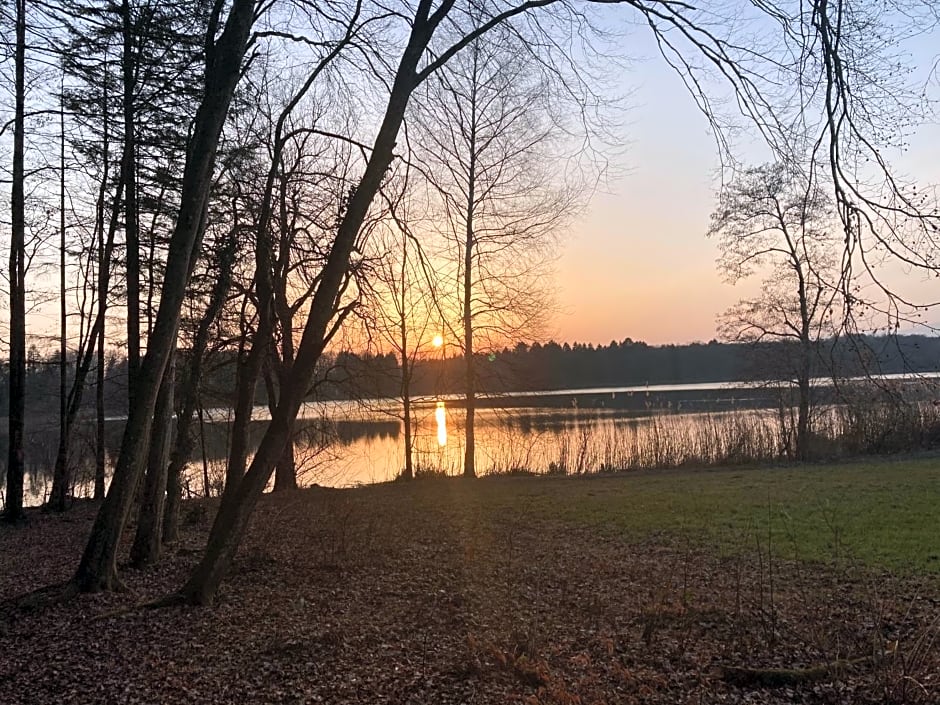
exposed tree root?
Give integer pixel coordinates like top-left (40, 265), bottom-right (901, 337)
top-left (88, 592), bottom-right (189, 621)
top-left (0, 580), bottom-right (79, 623)
top-left (718, 653), bottom-right (892, 687)
top-left (143, 592), bottom-right (189, 610)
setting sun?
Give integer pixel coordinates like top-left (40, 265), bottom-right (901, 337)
top-left (432, 334), bottom-right (444, 348)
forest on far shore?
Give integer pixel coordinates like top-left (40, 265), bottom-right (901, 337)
top-left (3, 333), bottom-right (938, 420)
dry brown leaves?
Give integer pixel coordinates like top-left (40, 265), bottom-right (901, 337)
top-left (0, 481), bottom-right (937, 705)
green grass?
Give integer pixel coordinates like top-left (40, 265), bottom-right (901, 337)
top-left (395, 457), bottom-right (940, 573)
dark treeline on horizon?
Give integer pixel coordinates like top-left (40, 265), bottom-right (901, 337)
top-left (3, 333), bottom-right (939, 421)
top-left (334, 333), bottom-right (940, 400)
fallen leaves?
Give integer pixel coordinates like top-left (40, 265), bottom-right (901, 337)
top-left (0, 479), bottom-right (937, 705)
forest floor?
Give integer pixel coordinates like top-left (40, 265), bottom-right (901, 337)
top-left (1, 458), bottom-right (939, 705)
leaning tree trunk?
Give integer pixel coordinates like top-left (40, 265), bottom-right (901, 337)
top-left (4, 0), bottom-right (27, 523)
top-left (225, 335), bottom-right (264, 493)
top-left (163, 231), bottom-right (237, 542)
top-left (273, 444), bottom-right (297, 491)
top-left (179, 389), bottom-right (304, 604)
top-left (177, 29), bottom-right (429, 604)
top-left (130, 353), bottom-right (175, 567)
top-left (264, 363), bottom-right (297, 493)
top-left (73, 0), bottom-right (257, 592)
top-left (122, 0), bottom-right (141, 408)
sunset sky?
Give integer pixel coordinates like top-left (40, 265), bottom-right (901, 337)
top-left (10, 12), bottom-right (938, 353)
top-left (554, 20), bottom-right (940, 346)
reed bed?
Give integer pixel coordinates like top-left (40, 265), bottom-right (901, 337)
top-left (480, 401), bottom-right (940, 477)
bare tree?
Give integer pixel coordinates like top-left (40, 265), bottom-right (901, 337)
top-left (173, 0), bottom-right (576, 605)
top-left (49, 55), bottom-right (120, 512)
top-left (412, 30), bottom-right (581, 476)
top-left (266, 126), bottom-right (356, 492)
top-left (362, 184), bottom-right (440, 480)
top-left (162, 223), bottom-right (241, 544)
top-left (709, 163), bottom-right (838, 459)
top-left (220, 22), bottom-right (362, 497)
top-left (129, 351), bottom-right (174, 566)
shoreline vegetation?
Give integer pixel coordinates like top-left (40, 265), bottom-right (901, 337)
top-left (6, 391), bottom-right (940, 501)
top-left (2, 459), bottom-right (938, 704)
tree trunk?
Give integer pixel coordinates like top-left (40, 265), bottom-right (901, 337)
top-left (264, 365), bottom-right (297, 493)
top-left (73, 0), bottom-right (256, 592)
top-left (273, 444), bottom-right (297, 492)
top-left (462, 88), bottom-right (478, 479)
top-left (180, 398), bottom-right (300, 605)
top-left (130, 352), bottom-right (175, 567)
top-left (796, 377), bottom-right (810, 460)
top-left (56, 86), bottom-right (69, 508)
top-left (271, 173), bottom-right (299, 493)
top-left (162, 461), bottom-right (181, 544)
top-left (52, 63), bottom-right (117, 510)
top-left (95, 67), bottom-right (111, 502)
top-left (163, 231), bottom-right (237, 541)
top-left (399, 233), bottom-right (414, 480)
top-left (122, 0), bottom-right (141, 407)
top-left (796, 343), bottom-right (811, 461)
top-left (795, 253), bottom-right (811, 461)
top-left (222, 107), bottom-right (296, 495)
top-left (401, 355), bottom-right (414, 480)
top-left (95, 325), bottom-right (106, 500)
top-left (225, 343), bottom-right (260, 493)
top-left (198, 401), bottom-right (211, 497)
top-left (50, 155), bottom-right (124, 510)
top-left (4, 0), bottom-right (27, 523)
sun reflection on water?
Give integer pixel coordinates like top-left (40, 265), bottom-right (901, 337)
top-left (435, 402), bottom-right (447, 447)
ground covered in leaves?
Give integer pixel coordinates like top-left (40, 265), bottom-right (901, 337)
top-left (1, 469), bottom-right (938, 704)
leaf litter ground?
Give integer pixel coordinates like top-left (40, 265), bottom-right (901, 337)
top-left (1, 473), bottom-right (937, 704)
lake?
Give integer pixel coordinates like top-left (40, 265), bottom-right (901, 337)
top-left (7, 373), bottom-right (940, 504)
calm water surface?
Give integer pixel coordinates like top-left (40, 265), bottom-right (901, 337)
top-left (10, 374), bottom-right (939, 503)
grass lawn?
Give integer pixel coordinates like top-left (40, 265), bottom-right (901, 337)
top-left (395, 457), bottom-right (940, 573)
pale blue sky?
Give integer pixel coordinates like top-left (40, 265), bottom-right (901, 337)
top-left (555, 18), bottom-right (940, 345)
